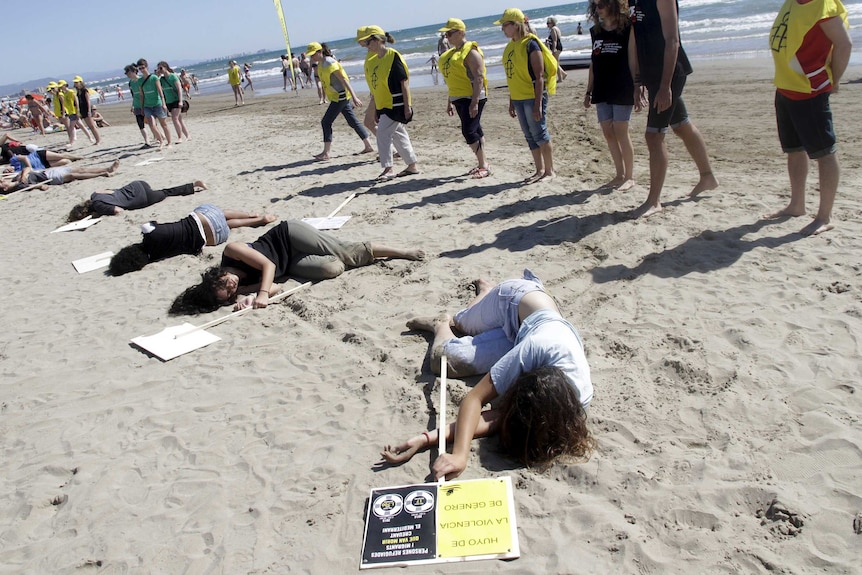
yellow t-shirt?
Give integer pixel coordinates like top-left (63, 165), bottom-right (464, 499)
top-left (228, 65), bottom-right (242, 86)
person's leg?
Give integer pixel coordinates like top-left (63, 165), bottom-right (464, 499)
top-left (672, 119), bottom-right (719, 196)
top-left (84, 117), bottom-right (101, 144)
top-left (629, 130), bottom-right (667, 218)
top-left (68, 159), bottom-right (119, 180)
top-left (145, 115), bottom-right (163, 145)
top-left (170, 108), bottom-right (183, 140)
top-left (342, 101), bottom-right (373, 153)
top-left (600, 119), bottom-right (623, 181)
top-left (390, 123), bottom-right (418, 173)
top-left (513, 99), bottom-right (544, 181)
top-left (222, 209), bottom-right (276, 228)
top-left (159, 180), bottom-right (203, 199)
top-left (158, 116), bottom-right (172, 146)
top-left (804, 152), bottom-right (838, 235)
top-left (178, 113), bottom-right (190, 140)
top-left (375, 115), bottom-right (399, 177)
top-left (364, 102), bottom-right (378, 136)
top-left (369, 243), bottom-right (425, 261)
top-left (612, 118), bottom-right (635, 190)
top-left (316, 101), bottom-right (342, 159)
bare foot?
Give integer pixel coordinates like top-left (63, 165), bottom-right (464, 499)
top-left (194, 180), bottom-right (208, 190)
top-left (629, 201), bottom-right (663, 219)
top-left (381, 440), bottom-right (422, 465)
top-left (537, 171), bottom-right (556, 182)
top-left (472, 278), bottom-right (494, 296)
top-left (800, 218), bottom-right (834, 236)
top-left (404, 249), bottom-right (426, 261)
top-left (689, 171), bottom-right (719, 197)
top-left (762, 206), bottom-right (805, 219)
top-left (107, 159), bottom-right (120, 174)
top-left (523, 171), bottom-right (542, 184)
top-left (616, 179), bottom-right (635, 191)
top-left (356, 147), bottom-right (374, 155)
top-left (406, 313), bottom-right (451, 333)
top-left (262, 214), bottom-right (277, 224)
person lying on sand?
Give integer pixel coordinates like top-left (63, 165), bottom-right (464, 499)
top-left (68, 178), bottom-right (206, 221)
top-left (169, 220), bottom-right (426, 314)
top-left (1, 160), bottom-right (119, 193)
top-left (109, 205), bottom-right (277, 275)
top-left (381, 270), bottom-right (594, 480)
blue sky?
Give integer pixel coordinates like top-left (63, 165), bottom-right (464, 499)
top-left (1, 0), bottom-right (563, 87)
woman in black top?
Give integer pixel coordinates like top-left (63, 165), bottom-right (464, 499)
top-left (170, 220), bottom-right (426, 314)
top-left (68, 179), bottom-right (206, 221)
top-left (583, 0), bottom-right (640, 191)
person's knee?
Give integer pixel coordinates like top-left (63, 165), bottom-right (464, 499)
top-left (315, 259), bottom-right (346, 279)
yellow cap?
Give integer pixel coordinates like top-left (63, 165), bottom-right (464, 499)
top-left (73, 75), bottom-right (84, 83)
top-left (493, 8), bottom-right (525, 25)
top-left (306, 42), bottom-right (323, 56)
top-left (438, 18), bottom-right (466, 33)
top-left (46, 82), bottom-right (58, 90)
top-left (57, 79), bottom-right (68, 87)
top-left (356, 25), bottom-right (385, 42)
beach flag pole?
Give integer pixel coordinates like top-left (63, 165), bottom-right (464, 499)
top-left (273, 0), bottom-right (298, 96)
top-left (438, 355), bottom-right (447, 483)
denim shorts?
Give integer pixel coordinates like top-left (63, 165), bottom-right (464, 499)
top-left (775, 90), bottom-right (836, 159)
top-left (194, 204), bottom-right (230, 244)
top-left (596, 102), bottom-right (633, 123)
top-left (512, 93), bottom-right (550, 149)
top-left (143, 105), bottom-right (166, 119)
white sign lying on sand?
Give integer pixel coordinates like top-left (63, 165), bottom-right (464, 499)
top-left (134, 157), bottom-right (164, 166)
top-left (73, 251), bottom-right (114, 274)
top-left (51, 216), bottom-right (101, 233)
top-left (131, 281), bottom-right (311, 361)
top-left (302, 216), bottom-right (351, 230)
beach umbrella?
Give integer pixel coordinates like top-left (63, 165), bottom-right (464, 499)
top-left (17, 94), bottom-right (44, 106)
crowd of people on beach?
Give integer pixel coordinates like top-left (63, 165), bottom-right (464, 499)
top-left (1, 0), bottom-right (853, 481)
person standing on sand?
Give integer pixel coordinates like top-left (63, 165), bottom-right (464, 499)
top-left (136, 59), bottom-right (172, 148)
top-left (496, 8), bottom-right (559, 183)
top-left (627, 0), bottom-right (718, 218)
top-left (228, 61), bottom-right (244, 106)
top-left (546, 17), bottom-right (568, 82)
top-left (306, 42), bottom-right (374, 160)
top-left (157, 61), bottom-right (190, 143)
top-left (438, 17), bottom-right (491, 179)
top-left (764, 0), bottom-right (851, 236)
top-left (357, 25), bottom-right (420, 181)
top-left (584, 0), bottom-right (638, 191)
top-left (73, 75), bottom-right (101, 145)
top-left (243, 63), bottom-right (254, 92)
top-left (59, 80), bottom-right (95, 148)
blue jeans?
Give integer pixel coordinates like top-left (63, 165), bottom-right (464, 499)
top-left (512, 93), bottom-right (550, 150)
top-left (321, 99), bottom-right (368, 143)
top-left (194, 204), bottom-right (230, 244)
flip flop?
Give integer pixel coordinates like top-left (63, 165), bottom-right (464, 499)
top-left (375, 172), bottom-right (396, 182)
top-left (471, 167), bottom-right (491, 179)
top-left (396, 168), bottom-right (420, 178)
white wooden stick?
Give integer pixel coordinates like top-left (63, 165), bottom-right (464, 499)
top-left (174, 281), bottom-right (311, 338)
top-left (438, 354), bottom-right (448, 483)
top-left (326, 192), bottom-right (357, 218)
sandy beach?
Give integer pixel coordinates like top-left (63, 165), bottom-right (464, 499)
top-left (1, 58), bottom-right (861, 574)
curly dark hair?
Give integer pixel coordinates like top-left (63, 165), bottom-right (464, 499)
top-left (496, 366), bottom-right (595, 470)
top-left (108, 244), bottom-right (150, 275)
top-left (68, 200), bottom-right (92, 222)
top-left (169, 266), bottom-right (227, 315)
top-left (587, 0), bottom-right (630, 31)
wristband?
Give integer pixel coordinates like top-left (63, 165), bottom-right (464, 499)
top-left (422, 431), bottom-right (432, 446)
top-left (259, 290), bottom-right (269, 295)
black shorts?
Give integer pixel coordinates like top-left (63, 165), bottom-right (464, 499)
top-left (166, 101), bottom-right (181, 112)
top-left (646, 74), bottom-right (689, 133)
top-left (775, 90), bottom-right (836, 159)
top-left (37, 149), bottom-right (50, 167)
top-left (453, 98), bottom-right (486, 145)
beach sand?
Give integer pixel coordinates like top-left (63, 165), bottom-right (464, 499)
top-left (1, 58), bottom-right (861, 574)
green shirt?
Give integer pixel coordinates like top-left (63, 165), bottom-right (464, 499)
top-left (140, 74), bottom-right (163, 107)
top-left (160, 73), bottom-right (180, 104)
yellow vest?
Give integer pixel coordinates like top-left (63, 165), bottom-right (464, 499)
top-left (770, 0), bottom-right (848, 94)
top-left (318, 57), bottom-right (350, 102)
top-left (439, 41), bottom-right (488, 98)
top-left (228, 65), bottom-right (241, 86)
top-left (364, 48), bottom-right (410, 110)
top-left (62, 89), bottom-right (78, 114)
top-left (502, 34), bottom-right (558, 100)
top-left (52, 92), bottom-right (63, 116)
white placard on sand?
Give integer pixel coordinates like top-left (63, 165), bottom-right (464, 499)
top-left (135, 157), bottom-right (164, 167)
top-left (73, 251), bottom-right (114, 274)
top-left (131, 324), bottom-right (222, 361)
top-left (51, 216), bottom-right (102, 233)
top-left (302, 216), bottom-right (351, 230)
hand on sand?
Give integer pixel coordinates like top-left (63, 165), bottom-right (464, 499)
top-left (380, 439), bottom-right (423, 465)
top-left (193, 180), bottom-right (208, 191)
top-left (433, 452), bottom-right (467, 481)
top-left (234, 294), bottom-right (255, 311)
